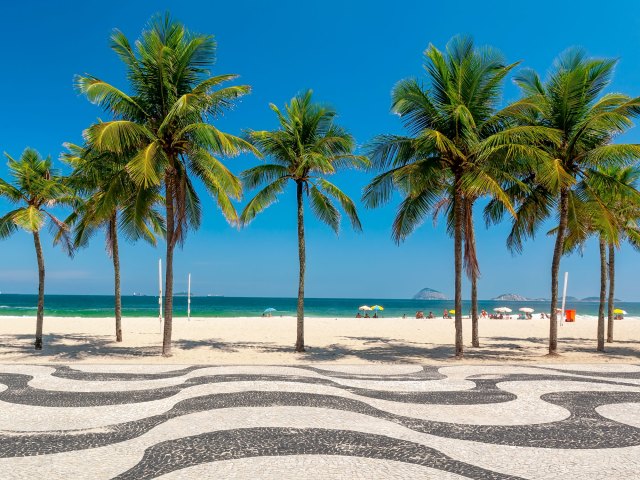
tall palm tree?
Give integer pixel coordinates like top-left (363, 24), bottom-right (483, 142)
top-left (76, 15), bottom-right (256, 356)
top-left (363, 37), bottom-right (552, 357)
top-left (62, 143), bottom-right (165, 342)
top-left (0, 149), bottom-right (72, 350)
top-left (553, 165), bottom-right (640, 351)
top-left (240, 90), bottom-right (367, 352)
top-left (499, 49), bottom-right (640, 355)
top-left (601, 166), bottom-right (640, 342)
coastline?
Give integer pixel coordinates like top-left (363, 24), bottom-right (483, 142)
top-left (1, 314), bottom-right (638, 365)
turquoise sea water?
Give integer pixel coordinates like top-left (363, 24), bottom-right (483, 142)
top-left (0, 294), bottom-right (638, 318)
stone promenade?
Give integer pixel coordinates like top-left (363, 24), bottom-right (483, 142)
top-left (1, 363), bottom-right (639, 479)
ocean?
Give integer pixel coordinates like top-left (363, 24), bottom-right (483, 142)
top-left (0, 294), bottom-right (638, 318)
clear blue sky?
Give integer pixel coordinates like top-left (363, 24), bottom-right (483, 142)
top-left (2, 0), bottom-right (640, 300)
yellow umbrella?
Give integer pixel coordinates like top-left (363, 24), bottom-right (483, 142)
top-left (449, 309), bottom-right (456, 314)
top-left (371, 305), bottom-right (384, 311)
top-left (613, 308), bottom-right (627, 315)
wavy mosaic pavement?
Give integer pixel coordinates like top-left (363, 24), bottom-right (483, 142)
top-left (0, 364), bottom-right (639, 479)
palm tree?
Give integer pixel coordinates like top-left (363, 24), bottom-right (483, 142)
top-left (62, 143), bottom-right (165, 342)
top-left (0, 149), bottom-right (72, 350)
top-left (601, 166), bottom-right (640, 342)
top-left (363, 37), bottom-right (552, 357)
top-left (76, 15), bottom-right (256, 356)
top-left (501, 49), bottom-right (640, 355)
top-left (240, 90), bottom-right (367, 352)
top-left (554, 165), bottom-right (640, 351)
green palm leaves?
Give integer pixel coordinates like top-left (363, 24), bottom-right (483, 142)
top-left (76, 16), bottom-right (254, 236)
top-left (240, 91), bottom-right (367, 233)
top-left (0, 149), bottom-right (72, 247)
top-left (62, 144), bottom-right (164, 250)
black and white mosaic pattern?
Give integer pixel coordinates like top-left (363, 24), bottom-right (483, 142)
top-left (1, 364), bottom-right (640, 479)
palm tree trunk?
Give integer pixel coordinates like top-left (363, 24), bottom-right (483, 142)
top-left (549, 187), bottom-right (569, 355)
top-left (471, 271), bottom-right (479, 347)
top-left (162, 176), bottom-right (175, 357)
top-left (607, 243), bottom-right (615, 343)
top-left (33, 231), bottom-right (45, 350)
top-left (110, 213), bottom-right (123, 342)
top-left (466, 202), bottom-right (479, 348)
top-left (453, 175), bottom-right (464, 358)
top-left (597, 237), bottom-right (606, 352)
top-left (295, 180), bottom-right (306, 352)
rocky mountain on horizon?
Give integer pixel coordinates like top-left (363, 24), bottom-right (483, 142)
top-left (492, 293), bottom-right (529, 302)
top-left (578, 296), bottom-right (621, 302)
top-left (413, 288), bottom-right (448, 300)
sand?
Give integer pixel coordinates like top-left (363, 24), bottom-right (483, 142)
top-left (0, 314), bottom-right (639, 364)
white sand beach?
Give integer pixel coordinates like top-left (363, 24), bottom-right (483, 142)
top-left (0, 314), bottom-right (638, 364)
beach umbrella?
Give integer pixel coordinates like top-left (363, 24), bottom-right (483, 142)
top-left (263, 308), bottom-right (276, 314)
top-left (494, 307), bottom-right (512, 313)
top-left (613, 309), bottom-right (627, 315)
top-left (359, 305), bottom-right (372, 311)
top-left (519, 307), bottom-right (535, 313)
top-left (449, 309), bottom-right (456, 314)
top-left (371, 305), bottom-right (384, 311)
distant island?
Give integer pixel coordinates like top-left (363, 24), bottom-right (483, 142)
top-left (579, 296), bottom-right (621, 302)
top-left (492, 293), bottom-right (530, 302)
top-left (413, 288), bottom-right (448, 300)
top-left (493, 293), bottom-right (550, 301)
top-left (492, 293), bottom-right (621, 302)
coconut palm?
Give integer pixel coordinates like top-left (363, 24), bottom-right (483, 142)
top-left (62, 143), bottom-right (165, 342)
top-left (601, 167), bottom-right (640, 342)
top-left (363, 36), bottom-right (554, 357)
top-left (496, 49), bottom-right (640, 355)
top-left (240, 90), bottom-right (367, 352)
top-left (76, 15), bottom-right (256, 356)
top-left (0, 149), bottom-right (73, 349)
top-left (553, 165), bottom-right (640, 350)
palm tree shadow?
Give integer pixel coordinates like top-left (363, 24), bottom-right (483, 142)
top-left (490, 336), bottom-right (640, 360)
top-left (174, 336), bottom-right (550, 363)
top-left (0, 333), bottom-right (161, 360)
top-left (0, 333), bottom-right (637, 364)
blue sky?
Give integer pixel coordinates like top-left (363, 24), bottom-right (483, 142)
top-left (2, 0), bottom-right (640, 300)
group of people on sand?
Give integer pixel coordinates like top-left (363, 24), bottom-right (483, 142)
top-left (357, 308), bottom-right (589, 320)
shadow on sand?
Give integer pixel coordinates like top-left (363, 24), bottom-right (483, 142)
top-left (1, 332), bottom-right (638, 363)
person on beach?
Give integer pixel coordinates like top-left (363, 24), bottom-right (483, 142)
top-left (415, 311), bottom-right (425, 319)
top-left (428, 311), bottom-right (434, 319)
top-left (356, 312), bottom-right (362, 318)
top-left (481, 309), bottom-right (487, 318)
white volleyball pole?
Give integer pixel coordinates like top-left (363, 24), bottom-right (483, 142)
top-left (187, 273), bottom-right (191, 321)
top-left (560, 271), bottom-right (569, 326)
top-left (158, 259), bottom-right (163, 329)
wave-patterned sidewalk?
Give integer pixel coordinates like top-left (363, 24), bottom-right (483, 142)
top-left (1, 364), bottom-right (639, 479)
